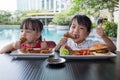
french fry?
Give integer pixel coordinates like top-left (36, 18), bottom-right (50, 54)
top-left (72, 49), bottom-right (91, 55)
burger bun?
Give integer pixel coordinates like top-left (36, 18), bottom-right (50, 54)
top-left (89, 44), bottom-right (110, 56)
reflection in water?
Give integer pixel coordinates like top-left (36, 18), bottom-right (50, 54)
top-left (0, 26), bottom-right (20, 49)
top-left (42, 28), bottom-right (68, 43)
top-left (0, 26), bottom-right (68, 49)
top-left (0, 26), bottom-right (99, 49)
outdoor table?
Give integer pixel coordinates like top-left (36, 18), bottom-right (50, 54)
top-left (0, 51), bottom-right (120, 80)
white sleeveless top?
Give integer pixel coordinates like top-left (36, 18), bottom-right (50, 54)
top-left (67, 39), bottom-right (101, 50)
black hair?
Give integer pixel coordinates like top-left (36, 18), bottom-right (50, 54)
top-left (20, 18), bottom-right (43, 41)
top-left (97, 18), bottom-right (103, 25)
top-left (69, 15), bottom-right (92, 32)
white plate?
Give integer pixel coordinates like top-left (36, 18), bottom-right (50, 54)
top-left (10, 49), bottom-right (54, 58)
top-left (46, 58), bottom-right (66, 64)
top-left (60, 52), bottom-right (116, 59)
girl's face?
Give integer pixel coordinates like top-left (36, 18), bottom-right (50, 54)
top-left (69, 19), bottom-right (89, 44)
top-left (20, 26), bottom-right (40, 44)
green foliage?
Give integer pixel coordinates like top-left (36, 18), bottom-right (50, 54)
top-left (69, 0), bottom-right (119, 19)
top-left (68, 0), bottom-right (81, 15)
top-left (49, 21), bottom-right (55, 25)
top-left (51, 12), bottom-right (71, 25)
top-left (92, 22), bottom-right (97, 28)
top-left (0, 10), bottom-right (12, 24)
top-left (0, 10), bottom-right (27, 25)
top-left (103, 21), bottom-right (117, 37)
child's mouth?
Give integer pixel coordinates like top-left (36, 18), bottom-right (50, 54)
top-left (74, 34), bottom-right (79, 39)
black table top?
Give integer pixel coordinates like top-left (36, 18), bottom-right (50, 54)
top-left (0, 51), bottom-right (120, 80)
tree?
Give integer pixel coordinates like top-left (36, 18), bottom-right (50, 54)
top-left (51, 11), bottom-right (71, 25)
top-left (0, 10), bottom-right (12, 24)
top-left (69, 0), bottom-right (119, 21)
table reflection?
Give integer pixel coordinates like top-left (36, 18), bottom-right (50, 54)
top-left (0, 51), bottom-right (119, 80)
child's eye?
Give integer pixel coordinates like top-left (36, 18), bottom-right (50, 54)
top-left (26, 30), bottom-right (31, 33)
top-left (20, 30), bottom-right (23, 32)
top-left (71, 25), bottom-right (76, 28)
top-left (79, 27), bottom-right (84, 30)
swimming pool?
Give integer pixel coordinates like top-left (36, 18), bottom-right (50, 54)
top-left (0, 25), bottom-right (100, 49)
top-left (0, 25), bottom-right (69, 49)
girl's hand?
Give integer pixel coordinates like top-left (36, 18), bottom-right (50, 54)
top-left (96, 26), bottom-right (106, 38)
top-left (41, 38), bottom-right (48, 49)
top-left (13, 36), bottom-right (26, 49)
top-left (13, 41), bottom-right (21, 50)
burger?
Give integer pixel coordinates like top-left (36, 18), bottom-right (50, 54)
top-left (89, 43), bottom-right (110, 56)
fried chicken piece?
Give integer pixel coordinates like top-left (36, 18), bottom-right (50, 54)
top-left (26, 48), bottom-right (34, 53)
top-left (64, 32), bottom-right (76, 39)
top-left (40, 48), bottom-right (52, 53)
top-left (20, 47), bottom-right (28, 53)
top-left (21, 47), bottom-right (52, 54)
top-left (20, 38), bottom-right (52, 54)
top-left (20, 37), bottom-right (26, 43)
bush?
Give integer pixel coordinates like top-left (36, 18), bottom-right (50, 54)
top-left (51, 12), bottom-right (71, 25)
top-left (92, 22), bottom-right (97, 28)
top-left (103, 21), bottom-right (117, 37)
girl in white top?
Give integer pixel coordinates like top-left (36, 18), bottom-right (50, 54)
top-left (55, 15), bottom-right (116, 52)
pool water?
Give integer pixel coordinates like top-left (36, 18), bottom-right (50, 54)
top-left (0, 26), bottom-right (69, 49)
top-left (42, 28), bottom-right (68, 43)
top-left (0, 26), bottom-right (99, 49)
